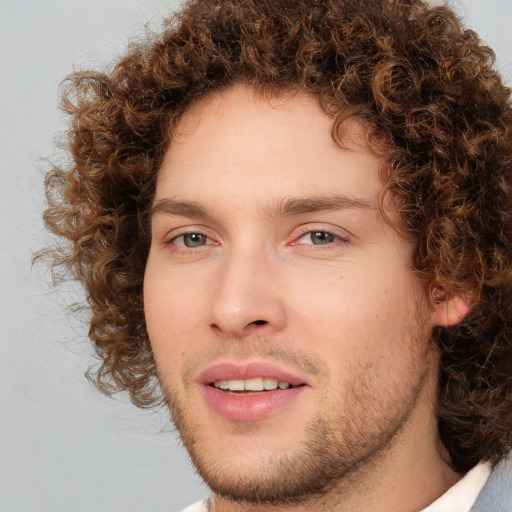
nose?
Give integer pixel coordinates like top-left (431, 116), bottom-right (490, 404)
top-left (208, 248), bottom-right (287, 338)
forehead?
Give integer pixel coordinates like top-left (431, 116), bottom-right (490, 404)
top-left (156, 84), bottom-right (383, 209)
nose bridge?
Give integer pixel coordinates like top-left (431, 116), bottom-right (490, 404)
top-left (208, 238), bottom-right (286, 336)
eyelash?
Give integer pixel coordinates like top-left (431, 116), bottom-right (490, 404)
top-left (164, 227), bottom-right (349, 254)
top-left (166, 230), bottom-right (217, 250)
top-left (291, 228), bottom-right (350, 248)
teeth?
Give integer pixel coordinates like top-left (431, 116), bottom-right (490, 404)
top-left (228, 380), bottom-right (244, 391)
top-left (213, 378), bottom-right (293, 391)
top-left (263, 378), bottom-right (278, 390)
top-left (245, 378), bottom-right (264, 391)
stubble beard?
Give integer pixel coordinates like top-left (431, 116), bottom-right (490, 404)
top-left (159, 310), bottom-right (435, 508)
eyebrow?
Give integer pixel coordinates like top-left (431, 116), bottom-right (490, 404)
top-left (150, 198), bottom-right (209, 219)
top-left (149, 194), bottom-right (374, 221)
top-left (265, 195), bottom-right (374, 218)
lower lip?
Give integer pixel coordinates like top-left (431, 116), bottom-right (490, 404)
top-left (200, 385), bottom-right (308, 422)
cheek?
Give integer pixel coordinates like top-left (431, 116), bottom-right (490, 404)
top-left (145, 261), bottom-right (205, 327)
top-left (289, 266), bottom-right (429, 364)
top-left (143, 269), bottom-right (205, 375)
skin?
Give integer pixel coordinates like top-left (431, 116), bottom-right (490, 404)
top-left (144, 85), bottom-right (467, 512)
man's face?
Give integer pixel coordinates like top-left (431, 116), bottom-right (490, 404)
top-left (144, 85), bottom-right (440, 505)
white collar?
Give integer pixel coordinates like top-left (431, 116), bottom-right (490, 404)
top-left (420, 462), bottom-right (492, 512)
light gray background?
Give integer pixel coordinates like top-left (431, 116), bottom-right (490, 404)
top-left (0, 1), bottom-right (510, 511)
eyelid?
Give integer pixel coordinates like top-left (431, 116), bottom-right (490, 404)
top-left (163, 225), bottom-right (219, 246)
top-left (171, 233), bottom-right (216, 247)
top-left (289, 224), bottom-right (352, 246)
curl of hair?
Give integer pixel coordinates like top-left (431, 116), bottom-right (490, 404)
top-left (43, 0), bottom-right (512, 471)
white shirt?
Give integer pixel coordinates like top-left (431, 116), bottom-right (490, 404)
top-left (420, 462), bottom-right (491, 512)
top-left (179, 463), bottom-right (492, 512)
top-left (179, 502), bottom-right (208, 512)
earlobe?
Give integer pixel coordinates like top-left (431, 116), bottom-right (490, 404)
top-left (431, 289), bottom-right (472, 327)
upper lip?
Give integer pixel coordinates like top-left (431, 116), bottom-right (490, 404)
top-left (197, 361), bottom-right (309, 387)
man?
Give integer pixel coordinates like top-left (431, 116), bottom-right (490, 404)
top-left (43, 0), bottom-right (512, 510)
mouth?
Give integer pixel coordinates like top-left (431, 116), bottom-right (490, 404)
top-left (211, 377), bottom-right (304, 393)
top-left (198, 362), bottom-right (310, 422)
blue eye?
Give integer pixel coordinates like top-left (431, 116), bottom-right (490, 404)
top-left (173, 233), bottom-right (209, 247)
top-left (298, 231), bottom-right (337, 245)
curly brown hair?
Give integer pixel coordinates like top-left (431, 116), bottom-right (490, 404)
top-left (43, 0), bottom-right (512, 474)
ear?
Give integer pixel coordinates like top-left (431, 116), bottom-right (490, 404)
top-left (431, 288), bottom-right (472, 327)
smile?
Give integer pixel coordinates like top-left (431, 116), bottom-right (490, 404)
top-left (212, 377), bottom-right (298, 391)
top-left (198, 362), bottom-right (310, 422)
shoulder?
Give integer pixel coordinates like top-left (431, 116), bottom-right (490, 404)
top-left (472, 453), bottom-right (512, 512)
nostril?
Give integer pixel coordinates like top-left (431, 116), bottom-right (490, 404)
top-left (252, 320), bottom-right (267, 326)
